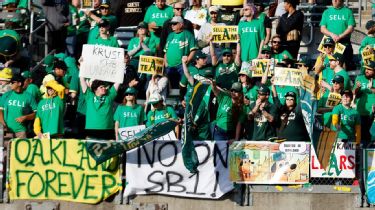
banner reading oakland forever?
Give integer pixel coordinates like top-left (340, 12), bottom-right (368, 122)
top-left (9, 139), bottom-right (121, 204)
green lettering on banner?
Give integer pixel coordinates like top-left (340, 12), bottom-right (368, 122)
top-left (58, 172), bottom-right (71, 196)
top-left (223, 28), bottom-right (230, 40)
top-left (50, 140), bottom-right (63, 165)
top-left (14, 139), bottom-right (31, 164)
top-left (62, 141), bottom-right (80, 169)
top-left (78, 142), bottom-right (96, 170)
top-left (27, 172), bottom-right (45, 197)
top-left (16, 170), bottom-right (32, 197)
top-left (84, 174), bottom-right (99, 200)
top-left (101, 174), bottom-right (117, 198)
top-left (26, 139), bottom-right (50, 166)
top-left (45, 169), bottom-right (58, 197)
top-left (149, 60), bottom-right (156, 72)
top-left (70, 173), bottom-right (85, 199)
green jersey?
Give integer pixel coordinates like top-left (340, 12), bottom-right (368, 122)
top-left (214, 62), bottom-right (240, 90)
top-left (67, 4), bottom-right (79, 36)
top-left (144, 5), bottom-right (174, 27)
top-left (87, 35), bottom-right (119, 47)
top-left (269, 86), bottom-right (298, 105)
top-left (114, 104), bottom-right (145, 127)
top-left (354, 75), bottom-right (375, 116)
top-left (77, 10), bottom-right (90, 35)
top-left (249, 101), bottom-right (277, 140)
top-left (25, 83), bottom-right (41, 102)
top-left (164, 30), bottom-right (197, 67)
top-left (85, 86), bottom-right (117, 129)
top-left (215, 91), bottom-right (246, 131)
top-left (238, 18), bottom-right (265, 62)
top-left (87, 15), bottom-right (118, 40)
top-left (332, 104), bottom-right (360, 140)
top-left (127, 36), bottom-right (157, 57)
top-left (36, 96), bottom-right (65, 135)
top-left (272, 50), bottom-right (293, 62)
top-left (243, 85), bottom-right (259, 103)
top-left (146, 106), bottom-right (178, 127)
top-left (320, 6), bottom-right (355, 39)
top-left (0, 91), bottom-right (37, 133)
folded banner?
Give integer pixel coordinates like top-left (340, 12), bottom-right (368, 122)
top-left (9, 139), bottom-right (121, 204)
top-left (86, 120), bottom-right (177, 164)
top-left (124, 141), bottom-right (233, 199)
top-left (364, 149), bottom-right (375, 204)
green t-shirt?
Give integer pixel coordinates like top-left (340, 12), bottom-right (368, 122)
top-left (77, 82), bottom-right (86, 115)
top-left (146, 106), bottom-right (178, 127)
top-left (36, 96), bottom-right (65, 135)
top-left (67, 4), bottom-right (79, 36)
top-left (77, 10), bottom-right (91, 35)
top-left (320, 6), bottom-right (356, 38)
top-left (214, 62), bottom-right (240, 90)
top-left (243, 85), bottom-right (259, 103)
top-left (269, 86), bottom-right (298, 105)
top-left (127, 36), bottom-right (157, 57)
top-left (87, 35), bottom-right (119, 47)
top-left (87, 15), bottom-right (118, 40)
top-left (249, 101), bottom-right (277, 140)
top-left (238, 18), bottom-right (265, 62)
top-left (355, 75), bottom-right (375, 116)
top-left (332, 104), bottom-right (360, 140)
top-left (359, 36), bottom-right (375, 55)
top-left (215, 91), bottom-right (246, 131)
top-left (144, 5), bottom-right (174, 27)
top-left (114, 104), bottom-right (145, 127)
top-left (85, 86), bottom-right (117, 129)
top-left (272, 50), bottom-right (293, 61)
top-left (164, 30), bottom-right (197, 67)
top-left (321, 67), bottom-right (335, 86)
top-left (25, 83), bottom-right (41, 103)
top-left (0, 91), bottom-right (37, 133)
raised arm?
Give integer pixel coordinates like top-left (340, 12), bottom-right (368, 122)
top-left (182, 56), bottom-right (194, 86)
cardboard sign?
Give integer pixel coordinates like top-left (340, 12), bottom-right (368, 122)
top-left (273, 67), bottom-right (306, 87)
top-left (80, 44), bottom-right (125, 83)
top-left (119, 125), bottom-right (177, 141)
top-left (9, 139), bottom-right (121, 204)
top-left (364, 149), bottom-right (375, 204)
top-left (311, 142), bottom-right (356, 178)
top-left (229, 141), bottom-right (310, 184)
top-left (138, 55), bottom-right (164, 75)
top-left (212, 26), bottom-right (238, 43)
top-left (124, 141), bottom-right (233, 199)
top-left (251, 59), bottom-right (272, 77)
top-left (302, 74), bottom-right (316, 94)
top-left (325, 92), bottom-right (341, 107)
top-left (317, 36), bottom-right (346, 54)
top-left (362, 46), bottom-right (375, 65)
top-left (211, 0), bottom-right (243, 6)
top-left (80, 0), bottom-right (94, 9)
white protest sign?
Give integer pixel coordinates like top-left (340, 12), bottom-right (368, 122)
top-left (310, 142), bottom-right (356, 178)
top-left (273, 67), bottom-right (305, 87)
top-left (124, 141), bottom-right (233, 199)
top-left (119, 125), bottom-right (177, 141)
top-left (80, 44), bottom-right (125, 83)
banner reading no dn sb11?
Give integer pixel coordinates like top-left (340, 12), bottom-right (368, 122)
top-left (9, 138), bottom-right (121, 204)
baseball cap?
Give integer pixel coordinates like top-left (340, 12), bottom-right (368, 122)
top-left (148, 93), bottom-right (163, 105)
top-left (323, 37), bottom-right (335, 46)
top-left (238, 69), bottom-right (251, 78)
top-left (285, 91), bottom-right (296, 98)
top-left (221, 48), bottom-right (232, 56)
top-left (125, 87), bottom-right (137, 94)
top-left (261, 45), bottom-right (272, 54)
top-left (0, 67), bottom-right (13, 81)
top-left (366, 20), bottom-right (375, 30)
top-left (137, 22), bottom-right (148, 29)
top-left (258, 84), bottom-right (270, 95)
top-left (10, 74), bottom-right (25, 83)
top-left (332, 75), bottom-right (344, 83)
top-left (100, 2), bottom-right (110, 8)
top-left (195, 50), bottom-right (207, 60)
top-left (328, 53), bottom-right (344, 63)
top-left (21, 71), bottom-right (32, 79)
top-left (209, 6), bottom-right (219, 13)
top-left (364, 60), bottom-right (375, 70)
top-left (170, 16), bottom-right (184, 24)
top-left (341, 90), bottom-right (353, 99)
top-left (231, 82), bottom-right (242, 92)
top-left (98, 20), bottom-right (110, 28)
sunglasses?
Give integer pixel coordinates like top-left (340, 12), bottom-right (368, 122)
top-left (223, 54), bottom-right (232, 57)
top-left (100, 7), bottom-right (109, 10)
top-left (324, 45), bottom-right (333, 48)
top-left (272, 41), bottom-right (281, 44)
top-left (171, 22), bottom-right (179, 26)
top-left (244, 8), bottom-right (250, 11)
top-left (174, 8), bottom-right (183, 10)
top-left (231, 90), bottom-right (241, 93)
top-left (125, 93), bottom-right (134, 96)
top-left (11, 81), bottom-right (18, 84)
top-left (210, 11), bottom-right (217, 15)
top-left (285, 98), bottom-right (294, 101)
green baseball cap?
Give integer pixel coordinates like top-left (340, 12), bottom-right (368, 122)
top-left (21, 71), bottom-right (32, 79)
top-left (323, 37), bottom-right (335, 46)
top-left (125, 87), bottom-right (137, 94)
top-left (258, 84), bottom-right (270, 95)
top-left (221, 48), bottom-right (233, 56)
top-left (261, 45), bottom-right (272, 53)
top-left (332, 75), bottom-right (344, 83)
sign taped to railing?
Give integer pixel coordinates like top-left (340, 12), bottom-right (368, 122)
top-left (119, 125), bottom-right (177, 141)
top-left (124, 141), bottom-right (233, 199)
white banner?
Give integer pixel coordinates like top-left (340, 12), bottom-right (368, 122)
top-left (119, 125), bottom-right (177, 141)
top-left (80, 44), bottom-right (125, 83)
top-left (310, 142), bottom-right (356, 178)
top-left (124, 141), bottom-right (233, 199)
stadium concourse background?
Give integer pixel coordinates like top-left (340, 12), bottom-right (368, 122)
top-left (0, 0), bottom-right (374, 210)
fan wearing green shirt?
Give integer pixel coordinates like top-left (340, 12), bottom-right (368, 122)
top-left (0, 74), bottom-right (37, 138)
top-left (21, 71), bottom-right (41, 103)
top-left (332, 90), bottom-right (361, 145)
top-left (144, 0), bottom-right (174, 29)
top-left (34, 80), bottom-right (66, 138)
top-left (114, 87), bottom-right (145, 141)
top-left (87, 20), bottom-right (119, 47)
top-left (320, 0), bottom-right (356, 69)
top-left (353, 61), bottom-right (375, 146)
top-left (80, 77), bottom-right (120, 140)
top-left (270, 35), bottom-right (293, 63)
top-left (327, 53), bottom-right (351, 90)
top-left (85, 2), bottom-right (118, 41)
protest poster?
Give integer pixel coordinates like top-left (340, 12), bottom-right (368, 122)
top-left (138, 55), bottom-right (164, 75)
top-left (212, 26), bottom-right (238, 43)
top-left (9, 139), bottom-right (121, 204)
top-left (251, 59), bottom-right (272, 77)
top-left (364, 149), bottom-right (375, 204)
top-left (119, 125), bottom-right (177, 141)
top-left (273, 67), bottom-right (306, 87)
top-left (124, 141), bottom-right (233, 199)
top-left (80, 44), bottom-right (125, 83)
top-left (325, 92), bottom-right (341, 108)
top-left (317, 36), bottom-right (346, 54)
top-left (229, 141), bottom-right (310, 184)
top-left (302, 74), bottom-right (316, 93)
top-left (310, 142), bottom-right (356, 178)
top-left (362, 46), bottom-right (375, 65)
top-left (211, 0), bottom-right (243, 6)
top-left (80, 0), bottom-right (94, 9)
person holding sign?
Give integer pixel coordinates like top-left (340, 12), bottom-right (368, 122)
top-left (237, 4), bottom-right (265, 62)
top-left (354, 61), bottom-right (375, 146)
top-left (359, 20), bottom-right (375, 56)
top-left (320, 0), bottom-right (356, 70)
top-left (33, 80), bottom-right (66, 139)
top-left (80, 77), bottom-right (120, 140)
top-left (332, 90), bottom-right (361, 146)
top-left (87, 20), bottom-right (119, 47)
top-left (315, 37), bottom-right (335, 76)
top-left (114, 87), bottom-right (145, 140)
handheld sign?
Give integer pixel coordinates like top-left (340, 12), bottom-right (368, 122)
top-left (80, 44), bottom-right (125, 83)
top-left (251, 59), bottom-right (272, 77)
top-left (212, 26), bottom-right (238, 43)
top-left (81, 0), bottom-right (94, 9)
top-left (273, 67), bottom-right (305, 87)
top-left (138, 55), bottom-right (164, 75)
top-left (362, 46), bottom-right (375, 65)
top-left (325, 92), bottom-right (341, 108)
top-left (317, 36), bottom-right (346, 54)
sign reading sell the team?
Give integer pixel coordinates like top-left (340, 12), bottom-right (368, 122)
top-left (362, 46), bottom-right (375, 65)
top-left (273, 67), bottom-right (305, 87)
top-left (212, 26), bottom-right (238, 43)
top-left (80, 44), bottom-right (125, 83)
top-left (325, 92), bottom-right (342, 107)
top-left (317, 36), bottom-right (346, 54)
top-left (138, 55), bottom-right (164, 75)
top-left (251, 59), bottom-right (272, 77)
